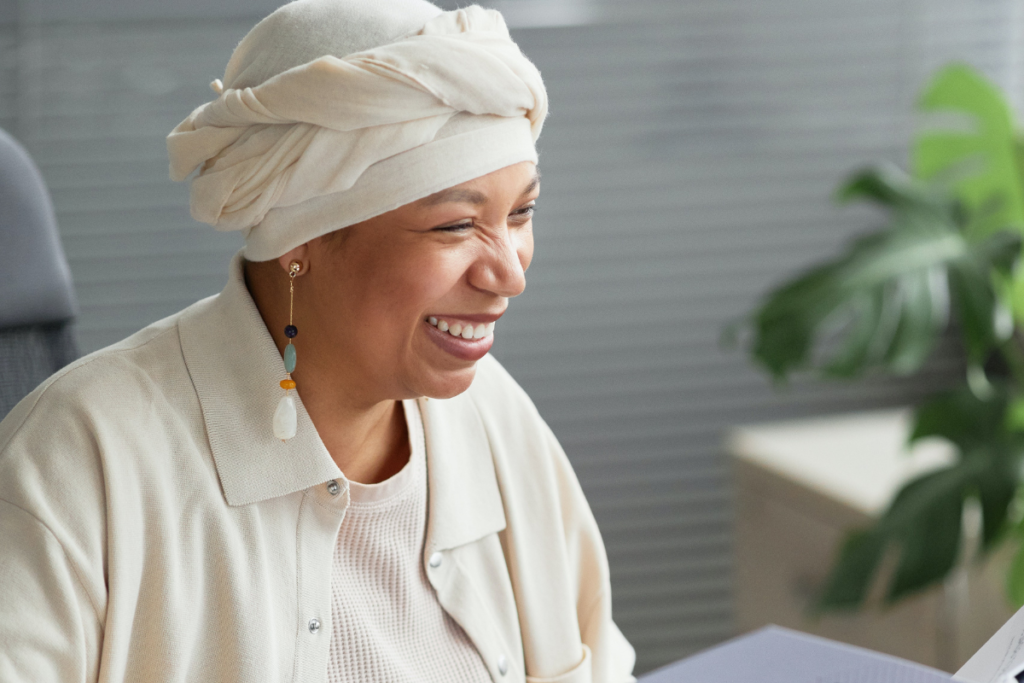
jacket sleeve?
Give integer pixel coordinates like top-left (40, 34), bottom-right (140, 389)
top-left (543, 423), bottom-right (637, 683)
top-left (0, 498), bottom-right (100, 683)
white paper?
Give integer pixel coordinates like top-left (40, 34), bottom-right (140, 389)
top-left (641, 626), bottom-right (950, 683)
top-left (955, 604), bottom-right (1024, 683)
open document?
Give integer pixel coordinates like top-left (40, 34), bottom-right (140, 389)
top-left (955, 604), bottom-right (1024, 683)
top-left (640, 626), bottom-right (950, 683)
top-left (640, 604), bottom-right (1024, 683)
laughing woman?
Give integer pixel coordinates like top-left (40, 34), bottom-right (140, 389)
top-left (0, 1), bottom-right (635, 682)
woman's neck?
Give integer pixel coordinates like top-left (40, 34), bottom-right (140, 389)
top-left (305, 393), bottom-right (410, 485)
top-left (244, 259), bottom-right (411, 485)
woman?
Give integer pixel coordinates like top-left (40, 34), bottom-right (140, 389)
top-left (0, 1), bottom-right (636, 682)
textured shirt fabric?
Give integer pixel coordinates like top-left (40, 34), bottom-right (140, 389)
top-left (327, 400), bottom-right (490, 683)
top-left (0, 249), bottom-right (636, 683)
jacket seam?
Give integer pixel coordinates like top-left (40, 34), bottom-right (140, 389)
top-left (578, 586), bottom-right (607, 643)
top-left (290, 491), bottom-right (309, 683)
top-left (0, 324), bottom-right (180, 457)
top-left (0, 496), bottom-right (104, 621)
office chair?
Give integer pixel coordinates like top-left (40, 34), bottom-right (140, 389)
top-left (0, 127), bottom-right (80, 419)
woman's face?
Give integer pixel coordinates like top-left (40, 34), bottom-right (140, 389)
top-left (290, 161), bottom-right (539, 403)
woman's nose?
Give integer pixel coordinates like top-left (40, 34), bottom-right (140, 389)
top-left (470, 231), bottom-right (528, 298)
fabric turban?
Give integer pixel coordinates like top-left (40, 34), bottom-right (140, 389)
top-left (166, 0), bottom-right (548, 261)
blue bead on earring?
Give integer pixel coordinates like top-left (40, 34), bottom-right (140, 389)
top-left (273, 260), bottom-right (302, 441)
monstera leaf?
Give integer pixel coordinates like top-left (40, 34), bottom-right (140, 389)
top-left (914, 63), bottom-right (1024, 241)
top-left (817, 387), bottom-right (1023, 610)
top-left (914, 64), bottom-right (1024, 323)
top-left (749, 164), bottom-right (1021, 379)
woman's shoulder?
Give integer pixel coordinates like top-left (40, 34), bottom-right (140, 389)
top-left (1, 312), bottom-right (188, 444)
top-left (0, 306), bottom-right (206, 500)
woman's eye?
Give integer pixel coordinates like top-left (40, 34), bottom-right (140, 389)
top-left (434, 222), bottom-right (473, 233)
top-left (513, 204), bottom-right (536, 219)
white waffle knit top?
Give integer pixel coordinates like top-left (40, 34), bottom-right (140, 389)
top-left (326, 399), bottom-right (492, 683)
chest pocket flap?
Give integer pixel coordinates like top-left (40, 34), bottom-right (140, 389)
top-left (526, 645), bottom-right (592, 683)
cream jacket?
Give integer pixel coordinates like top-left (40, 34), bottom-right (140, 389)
top-left (0, 253), bottom-right (636, 683)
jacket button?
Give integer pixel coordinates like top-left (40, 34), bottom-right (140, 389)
top-left (497, 654), bottom-right (508, 676)
top-left (326, 480), bottom-right (340, 496)
top-left (308, 618), bottom-right (321, 634)
top-left (428, 552), bottom-right (443, 568)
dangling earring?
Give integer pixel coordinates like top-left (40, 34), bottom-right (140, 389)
top-left (273, 260), bottom-right (302, 441)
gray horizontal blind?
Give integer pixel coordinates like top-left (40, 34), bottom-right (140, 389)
top-left (3, 0), bottom-right (1021, 673)
top-left (0, 24), bottom-right (14, 133)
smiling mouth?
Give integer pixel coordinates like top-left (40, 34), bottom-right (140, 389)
top-left (426, 316), bottom-right (495, 340)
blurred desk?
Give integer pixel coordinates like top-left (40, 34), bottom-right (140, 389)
top-left (727, 409), bottom-right (1012, 671)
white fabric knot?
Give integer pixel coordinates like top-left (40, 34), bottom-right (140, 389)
top-left (167, 5), bottom-right (547, 235)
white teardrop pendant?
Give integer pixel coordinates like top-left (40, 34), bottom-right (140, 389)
top-left (274, 395), bottom-right (297, 441)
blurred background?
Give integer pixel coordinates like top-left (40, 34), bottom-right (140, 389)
top-left (3, 0), bottom-right (1023, 674)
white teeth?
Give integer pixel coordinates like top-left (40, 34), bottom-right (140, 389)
top-left (429, 317), bottom-right (497, 340)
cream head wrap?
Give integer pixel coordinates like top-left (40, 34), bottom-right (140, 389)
top-left (167, 0), bottom-right (547, 261)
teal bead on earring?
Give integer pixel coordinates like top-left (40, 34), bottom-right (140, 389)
top-left (284, 343), bottom-right (297, 373)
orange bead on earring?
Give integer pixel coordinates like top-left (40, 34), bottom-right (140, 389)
top-left (273, 260), bottom-right (302, 441)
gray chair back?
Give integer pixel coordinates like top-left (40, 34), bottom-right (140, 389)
top-left (0, 127), bottom-right (80, 418)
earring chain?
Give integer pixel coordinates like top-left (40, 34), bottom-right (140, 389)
top-left (288, 261), bottom-right (300, 327)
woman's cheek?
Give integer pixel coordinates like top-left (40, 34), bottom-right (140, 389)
top-left (517, 226), bottom-right (535, 272)
top-left (414, 252), bottom-right (469, 301)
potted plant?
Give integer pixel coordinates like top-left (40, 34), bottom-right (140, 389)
top-left (733, 63), bottom-right (1024, 610)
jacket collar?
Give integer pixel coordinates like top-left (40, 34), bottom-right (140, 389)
top-left (419, 394), bottom-right (506, 551)
top-left (178, 251), bottom-right (506, 548)
top-left (178, 251), bottom-right (341, 506)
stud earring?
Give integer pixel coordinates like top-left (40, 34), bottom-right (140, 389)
top-left (273, 260), bottom-right (302, 441)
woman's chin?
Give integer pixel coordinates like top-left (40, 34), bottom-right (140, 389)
top-left (420, 365), bottom-right (479, 400)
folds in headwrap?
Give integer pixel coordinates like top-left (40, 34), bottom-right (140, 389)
top-left (167, 4), bottom-right (547, 261)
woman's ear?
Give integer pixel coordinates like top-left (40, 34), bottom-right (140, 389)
top-left (277, 243), bottom-right (310, 276)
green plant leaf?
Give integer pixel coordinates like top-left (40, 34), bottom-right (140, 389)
top-left (910, 387), bottom-right (1008, 449)
top-left (1007, 396), bottom-right (1024, 432)
top-left (817, 388), bottom-right (1024, 611)
top-left (747, 167), bottom-right (1020, 378)
top-left (954, 232), bottom-right (1022, 362)
top-left (837, 163), bottom-right (948, 215)
top-left (914, 63), bottom-right (1024, 241)
top-left (816, 464), bottom-right (971, 611)
top-left (815, 529), bottom-right (887, 611)
top-left (883, 467), bottom-right (966, 601)
top-left (911, 388), bottom-right (1019, 549)
top-left (914, 63), bottom-right (1024, 328)
top-left (1007, 539), bottom-right (1024, 607)
top-left (881, 267), bottom-right (947, 374)
top-left (975, 450), bottom-right (1017, 547)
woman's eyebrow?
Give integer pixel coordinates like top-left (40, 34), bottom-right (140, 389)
top-left (520, 172), bottom-right (541, 197)
top-left (420, 188), bottom-right (488, 206)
